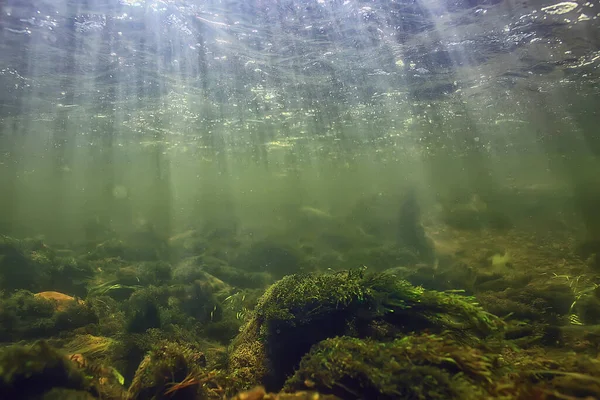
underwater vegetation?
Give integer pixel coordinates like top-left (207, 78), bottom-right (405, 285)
top-left (228, 268), bottom-right (501, 392)
top-left (0, 190), bottom-right (599, 399)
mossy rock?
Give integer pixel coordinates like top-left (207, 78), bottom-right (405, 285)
top-left (285, 334), bottom-right (493, 399)
top-left (0, 291), bottom-right (98, 342)
top-left (228, 270), bottom-right (502, 391)
top-left (0, 341), bottom-right (93, 398)
top-left (126, 341), bottom-right (208, 400)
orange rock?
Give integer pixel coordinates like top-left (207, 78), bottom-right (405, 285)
top-left (34, 291), bottom-right (83, 312)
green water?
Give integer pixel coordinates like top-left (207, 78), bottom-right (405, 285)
top-left (0, 0), bottom-right (597, 244)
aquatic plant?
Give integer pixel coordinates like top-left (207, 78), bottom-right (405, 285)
top-left (88, 281), bottom-right (142, 299)
top-left (551, 272), bottom-right (600, 324)
top-left (62, 334), bottom-right (116, 359)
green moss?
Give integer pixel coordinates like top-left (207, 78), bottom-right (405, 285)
top-left (285, 334), bottom-right (493, 399)
top-left (229, 269), bottom-right (502, 392)
top-left (0, 341), bottom-right (93, 399)
top-left (254, 269), bottom-right (368, 329)
top-left (253, 269), bottom-right (500, 338)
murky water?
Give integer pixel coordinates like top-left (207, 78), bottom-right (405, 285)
top-left (0, 0), bottom-right (597, 241)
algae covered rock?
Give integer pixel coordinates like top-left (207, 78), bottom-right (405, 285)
top-left (228, 269), bottom-right (502, 391)
top-left (0, 340), bottom-right (94, 399)
top-left (284, 334), bottom-right (494, 399)
top-left (126, 341), bottom-right (211, 400)
top-left (0, 290), bottom-right (98, 342)
top-left (34, 291), bottom-right (84, 312)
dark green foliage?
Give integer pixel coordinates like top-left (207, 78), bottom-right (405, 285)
top-left (284, 334), bottom-right (492, 400)
top-left (0, 291), bottom-right (98, 342)
top-left (0, 341), bottom-right (93, 399)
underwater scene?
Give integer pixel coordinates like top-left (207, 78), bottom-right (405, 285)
top-left (1, 0), bottom-right (600, 398)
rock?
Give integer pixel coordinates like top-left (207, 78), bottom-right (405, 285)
top-left (34, 291), bottom-right (83, 312)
